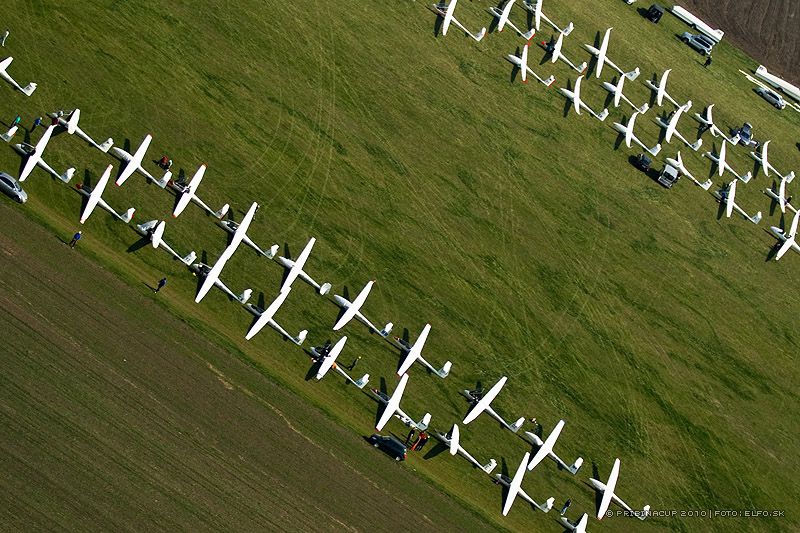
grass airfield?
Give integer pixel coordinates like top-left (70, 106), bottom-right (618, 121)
top-left (1, 0), bottom-right (799, 531)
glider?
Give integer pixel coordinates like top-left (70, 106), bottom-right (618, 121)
top-left (331, 280), bottom-right (393, 336)
top-left (171, 164), bottom-right (230, 219)
top-left (135, 220), bottom-right (197, 265)
top-left (589, 458), bottom-right (650, 521)
top-left (395, 323), bottom-right (452, 378)
top-left (13, 125), bottom-right (76, 183)
top-left (703, 140), bottom-right (752, 183)
top-left (560, 75), bottom-right (609, 121)
top-left (77, 164), bottom-right (135, 224)
top-left (50, 109), bottom-right (114, 152)
top-left (584, 28), bottom-right (640, 80)
top-left (644, 69), bottom-right (690, 109)
top-left (655, 104), bottom-right (702, 151)
top-left (664, 152), bottom-right (713, 190)
top-left (432, 424), bottom-right (497, 473)
top-left (0, 56), bottom-right (37, 96)
top-left (430, 0), bottom-right (487, 42)
top-left (523, 419), bottom-right (583, 474)
top-left (519, 0), bottom-right (573, 36)
top-left (506, 44), bottom-right (556, 86)
top-left (310, 336), bottom-right (370, 388)
top-left (602, 75), bottom-right (648, 113)
top-left (712, 179), bottom-right (762, 224)
top-left (244, 287), bottom-right (307, 345)
top-left (111, 134), bottom-right (170, 188)
top-left (462, 376), bottom-right (525, 432)
top-left (496, 451), bottom-right (555, 516)
top-left (488, 0), bottom-right (535, 40)
top-left (274, 237), bottom-right (331, 295)
top-left (769, 209), bottom-right (800, 261)
top-left (373, 373), bottom-right (431, 432)
top-left (542, 32), bottom-right (587, 73)
top-left (611, 112), bottom-right (661, 155)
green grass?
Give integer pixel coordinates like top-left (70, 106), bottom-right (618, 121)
top-left (2, 0), bottom-right (799, 531)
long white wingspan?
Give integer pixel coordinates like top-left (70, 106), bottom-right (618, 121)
top-left (463, 376), bottom-right (506, 424)
top-left (281, 237), bottom-right (316, 292)
top-left (80, 164), bottom-right (113, 224)
top-left (333, 280), bottom-right (375, 331)
top-left (776, 210), bottom-right (800, 260)
top-left (503, 451), bottom-right (531, 516)
top-left (173, 164), bottom-right (205, 217)
top-left (115, 134), bottom-right (153, 186)
top-left (19, 125), bottom-right (56, 181)
top-left (527, 419), bottom-right (564, 471)
top-left (597, 458), bottom-right (620, 519)
top-left (245, 288), bottom-right (292, 340)
top-left (195, 202), bottom-right (258, 303)
top-left (396, 323), bottom-right (431, 376)
top-left (375, 373), bottom-right (409, 431)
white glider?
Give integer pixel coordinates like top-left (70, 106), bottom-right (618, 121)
top-left (111, 134), bottom-right (170, 188)
top-left (559, 513), bottom-right (589, 533)
top-left (244, 287), bottom-right (307, 345)
top-left (763, 173), bottom-right (797, 214)
top-left (331, 280), bottom-right (393, 336)
top-left (310, 336), bottom-right (369, 388)
top-left (692, 104), bottom-right (738, 143)
top-left (560, 75), bottom-right (609, 121)
top-left (750, 140), bottom-right (794, 182)
top-left (611, 112), bottom-right (661, 155)
top-left (703, 140), bottom-right (752, 183)
top-left (769, 209), bottom-right (800, 261)
top-left (496, 451), bottom-right (555, 516)
top-left (395, 323), bottom-right (452, 378)
top-left (0, 57), bottom-right (37, 96)
top-left (14, 125), bottom-right (76, 183)
top-left (488, 0), bottom-right (535, 40)
top-left (190, 261), bottom-right (253, 304)
top-left (543, 32), bottom-right (587, 73)
top-left (590, 458), bottom-right (650, 521)
top-left (585, 28), bottom-right (640, 80)
top-left (195, 201), bottom-right (258, 303)
top-left (77, 164), bottom-right (135, 224)
top-left (664, 151), bottom-right (713, 190)
top-left (136, 220), bottom-right (197, 266)
top-left (655, 104), bottom-right (702, 151)
top-left (645, 69), bottom-right (690, 109)
top-left (602, 75), bottom-right (648, 113)
top-left (217, 217), bottom-right (279, 259)
top-left (430, 0), bottom-right (487, 42)
top-left (523, 419), bottom-right (583, 474)
top-left (274, 237), bottom-right (330, 295)
top-left (712, 179), bottom-right (762, 224)
top-left (462, 376), bottom-right (524, 432)
top-left (432, 424), bottom-right (497, 474)
top-left (506, 44), bottom-right (556, 86)
top-left (50, 109), bottom-right (114, 153)
top-left (519, 0), bottom-right (573, 36)
top-left (171, 164), bottom-right (230, 219)
top-left (374, 373), bottom-right (432, 432)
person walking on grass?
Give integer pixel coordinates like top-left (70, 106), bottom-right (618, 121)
top-left (31, 116), bottom-right (42, 131)
top-left (155, 277), bottom-right (167, 293)
top-left (69, 231), bottom-right (82, 248)
top-left (704, 55), bottom-right (712, 68)
top-left (12, 115), bottom-right (21, 128)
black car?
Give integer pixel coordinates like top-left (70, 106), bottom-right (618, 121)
top-left (633, 153), bottom-right (652, 172)
top-left (368, 434), bottom-right (407, 461)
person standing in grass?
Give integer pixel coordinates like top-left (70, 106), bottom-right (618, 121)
top-left (704, 55), bottom-right (712, 68)
top-left (155, 277), bottom-right (167, 293)
top-left (31, 116), bottom-right (42, 131)
top-left (12, 115), bottom-right (21, 128)
top-left (69, 231), bottom-right (82, 248)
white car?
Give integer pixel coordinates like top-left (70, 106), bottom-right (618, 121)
top-left (756, 87), bottom-right (787, 109)
top-left (0, 171), bottom-right (27, 203)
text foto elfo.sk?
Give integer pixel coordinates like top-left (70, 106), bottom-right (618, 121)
top-left (606, 509), bottom-right (785, 518)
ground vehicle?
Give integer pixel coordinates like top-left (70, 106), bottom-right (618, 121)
top-left (731, 122), bottom-right (759, 149)
top-left (0, 172), bottom-right (28, 203)
top-left (679, 32), bottom-right (714, 55)
top-left (643, 4), bottom-right (664, 23)
top-left (632, 153), bottom-right (652, 172)
top-left (657, 163), bottom-right (680, 188)
top-left (755, 87), bottom-right (787, 109)
top-left (368, 434), bottom-right (407, 461)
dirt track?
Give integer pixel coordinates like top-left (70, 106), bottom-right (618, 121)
top-left (678, 0), bottom-right (799, 84)
top-left (0, 202), bottom-right (496, 532)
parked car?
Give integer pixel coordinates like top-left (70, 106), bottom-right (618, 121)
top-left (368, 434), bottom-right (407, 461)
top-left (0, 172), bottom-right (28, 203)
top-left (679, 32), bottom-right (714, 55)
top-left (658, 163), bottom-right (680, 188)
top-left (643, 4), bottom-right (665, 23)
top-left (632, 153), bottom-right (652, 172)
top-left (755, 87), bottom-right (787, 109)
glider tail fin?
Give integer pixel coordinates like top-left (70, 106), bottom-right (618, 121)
top-left (60, 167), bottom-right (76, 184)
top-left (97, 138), bottom-right (114, 153)
top-left (648, 143), bottom-right (661, 156)
top-left (473, 27), bottom-right (487, 42)
top-left (353, 374), bottom-right (370, 389)
top-left (182, 250), bottom-right (197, 266)
top-left (154, 170), bottom-right (170, 189)
top-left (437, 361), bottom-right (453, 378)
top-left (293, 329), bottom-right (309, 346)
top-left (379, 322), bottom-right (393, 337)
top-left (120, 207), bottom-right (136, 224)
top-left (596, 108), bottom-right (609, 121)
top-left (319, 282), bottom-right (332, 296)
top-left (238, 288), bottom-right (253, 305)
top-left (740, 171), bottom-right (752, 184)
top-left (510, 416), bottom-right (525, 433)
top-left (1, 125), bottom-right (18, 142)
top-left (568, 456), bottom-right (584, 475)
top-left (266, 244), bottom-right (280, 259)
top-left (750, 211), bottom-right (763, 225)
top-left (215, 203), bottom-right (230, 219)
top-left (690, 139), bottom-right (703, 151)
top-left (625, 67), bottom-right (640, 81)
top-left (21, 82), bottom-right (37, 97)
top-left (482, 458), bottom-right (498, 474)
top-left (417, 412), bottom-right (432, 431)
top-left (542, 75), bottom-right (555, 87)
top-left (562, 22), bottom-right (574, 36)
top-left (541, 497), bottom-right (555, 513)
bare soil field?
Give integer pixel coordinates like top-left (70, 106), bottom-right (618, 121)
top-left (679, 0), bottom-right (799, 83)
top-left (0, 203), bottom-right (496, 532)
